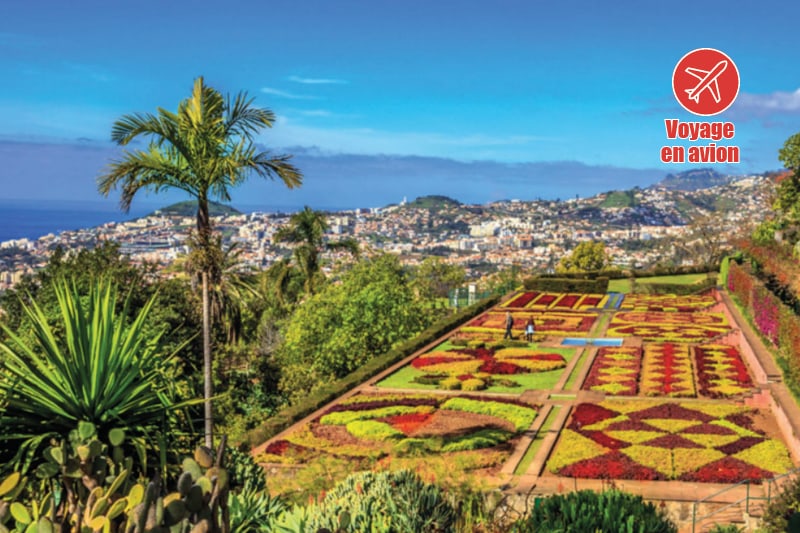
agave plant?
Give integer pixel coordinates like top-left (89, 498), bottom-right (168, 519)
top-left (0, 279), bottom-right (192, 472)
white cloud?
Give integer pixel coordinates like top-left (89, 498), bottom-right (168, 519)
top-left (261, 116), bottom-right (559, 162)
top-left (730, 89), bottom-right (800, 118)
top-left (299, 109), bottom-right (333, 117)
top-left (260, 87), bottom-right (318, 100)
top-left (288, 76), bottom-right (347, 85)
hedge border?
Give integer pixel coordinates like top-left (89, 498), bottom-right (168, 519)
top-left (522, 277), bottom-right (610, 294)
top-left (243, 295), bottom-right (501, 447)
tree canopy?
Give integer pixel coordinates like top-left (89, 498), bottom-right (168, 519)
top-left (556, 241), bottom-right (609, 273)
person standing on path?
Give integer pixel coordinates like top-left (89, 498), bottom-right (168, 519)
top-left (504, 311), bottom-right (514, 340)
top-left (525, 316), bottom-right (535, 342)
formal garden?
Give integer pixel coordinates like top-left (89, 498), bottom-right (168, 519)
top-left (257, 285), bottom-right (799, 525)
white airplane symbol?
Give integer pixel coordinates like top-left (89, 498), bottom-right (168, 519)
top-left (684, 60), bottom-right (728, 104)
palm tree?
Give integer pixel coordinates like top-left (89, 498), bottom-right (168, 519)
top-left (98, 77), bottom-right (302, 446)
top-left (275, 206), bottom-right (358, 294)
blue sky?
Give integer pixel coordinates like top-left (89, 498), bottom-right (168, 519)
top-left (1, 0), bottom-right (799, 207)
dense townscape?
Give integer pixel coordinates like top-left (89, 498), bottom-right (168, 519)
top-left (0, 171), bottom-right (773, 291)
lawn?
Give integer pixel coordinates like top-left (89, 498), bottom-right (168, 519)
top-left (608, 273), bottom-right (712, 294)
top-left (376, 341), bottom-right (579, 393)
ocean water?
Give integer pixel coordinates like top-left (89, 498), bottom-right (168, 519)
top-left (0, 199), bottom-right (156, 243)
top-left (0, 199), bottom-right (350, 243)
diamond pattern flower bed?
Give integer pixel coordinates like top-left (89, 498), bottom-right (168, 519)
top-left (619, 294), bottom-right (717, 313)
top-left (694, 343), bottom-right (754, 398)
top-left (640, 343), bottom-right (696, 398)
top-left (547, 401), bottom-right (794, 483)
top-left (582, 346), bottom-right (642, 396)
top-left (606, 311), bottom-right (730, 342)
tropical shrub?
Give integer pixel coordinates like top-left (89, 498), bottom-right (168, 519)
top-left (0, 280), bottom-right (192, 473)
top-left (275, 470), bottom-right (457, 533)
top-left (229, 488), bottom-right (286, 533)
top-left (0, 437), bottom-right (233, 533)
top-left (761, 471), bottom-right (800, 532)
top-left (510, 490), bottom-right (677, 533)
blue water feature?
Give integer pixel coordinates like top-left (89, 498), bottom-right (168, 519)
top-left (604, 292), bottom-right (625, 309)
top-left (561, 338), bottom-right (623, 347)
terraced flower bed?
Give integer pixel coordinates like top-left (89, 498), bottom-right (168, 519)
top-left (606, 311), bottom-right (730, 342)
top-left (462, 311), bottom-right (597, 338)
top-left (258, 393), bottom-right (540, 466)
top-left (640, 343), bottom-right (696, 398)
top-left (619, 294), bottom-right (717, 313)
top-left (500, 291), bottom-right (608, 311)
top-left (582, 346), bottom-right (642, 396)
top-left (378, 340), bottom-right (577, 392)
top-left (547, 401), bottom-right (794, 483)
top-left (695, 343), bottom-right (754, 398)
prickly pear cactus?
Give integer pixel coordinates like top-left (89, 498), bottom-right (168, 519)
top-left (0, 430), bottom-right (232, 533)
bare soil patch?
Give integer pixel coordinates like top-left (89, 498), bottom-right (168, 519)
top-left (411, 409), bottom-right (515, 437)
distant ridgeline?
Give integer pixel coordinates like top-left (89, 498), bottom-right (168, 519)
top-left (656, 168), bottom-right (732, 191)
top-left (148, 201), bottom-right (242, 218)
top-left (404, 195), bottom-right (462, 209)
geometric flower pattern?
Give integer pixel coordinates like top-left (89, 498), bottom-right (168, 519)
top-left (462, 311), bottom-right (597, 337)
top-left (640, 343), bottom-right (696, 397)
top-left (618, 294), bottom-right (717, 313)
top-left (694, 343), bottom-right (754, 398)
top-left (607, 312), bottom-right (730, 342)
top-left (500, 291), bottom-right (608, 311)
top-left (582, 346), bottom-right (642, 395)
top-left (548, 401), bottom-right (794, 483)
top-left (411, 347), bottom-right (567, 376)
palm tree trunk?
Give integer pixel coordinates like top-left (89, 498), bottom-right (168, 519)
top-left (203, 270), bottom-right (213, 448)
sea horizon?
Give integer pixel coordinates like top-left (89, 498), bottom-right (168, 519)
top-left (0, 198), bottom-right (359, 243)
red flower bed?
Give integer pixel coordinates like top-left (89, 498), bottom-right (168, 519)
top-left (553, 294), bottom-right (581, 309)
top-left (582, 346), bottom-right (641, 396)
top-left (265, 440), bottom-right (291, 455)
top-left (680, 457), bottom-right (775, 484)
top-left (569, 403), bottom-right (619, 428)
top-left (384, 412), bottom-right (432, 435)
top-left (412, 347), bottom-right (566, 377)
top-left (579, 295), bottom-right (603, 308)
top-left (716, 436), bottom-right (765, 455)
top-left (581, 431), bottom-right (630, 449)
top-left (535, 293), bottom-right (558, 306)
top-left (694, 344), bottom-right (753, 398)
top-left (504, 292), bottom-right (538, 308)
top-left (559, 452), bottom-right (664, 481)
top-left (629, 404), bottom-right (712, 422)
top-left (641, 343), bottom-right (695, 397)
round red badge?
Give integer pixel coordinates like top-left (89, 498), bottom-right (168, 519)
top-left (672, 48), bottom-right (740, 116)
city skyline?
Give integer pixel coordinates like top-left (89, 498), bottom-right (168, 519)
top-left (1, 0), bottom-right (798, 207)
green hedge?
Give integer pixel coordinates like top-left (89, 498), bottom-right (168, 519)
top-left (631, 263), bottom-right (720, 277)
top-left (522, 277), bottom-right (610, 293)
top-left (633, 277), bottom-right (717, 295)
top-left (536, 270), bottom-right (626, 280)
top-left (244, 295), bottom-right (501, 446)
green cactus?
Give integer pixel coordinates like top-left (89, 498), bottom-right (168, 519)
top-left (1, 426), bottom-right (234, 533)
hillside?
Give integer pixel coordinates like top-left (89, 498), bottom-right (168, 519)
top-left (149, 200), bottom-right (242, 217)
top-left (656, 168), bottom-right (732, 191)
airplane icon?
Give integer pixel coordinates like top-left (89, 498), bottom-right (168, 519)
top-left (684, 60), bottom-right (728, 104)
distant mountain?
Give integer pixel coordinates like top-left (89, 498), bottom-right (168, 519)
top-left (405, 195), bottom-right (462, 209)
top-left (656, 168), bottom-right (732, 191)
top-left (149, 201), bottom-right (242, 217)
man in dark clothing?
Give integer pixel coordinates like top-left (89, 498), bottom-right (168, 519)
top-left (504, 311), bottom-right (514, 340)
